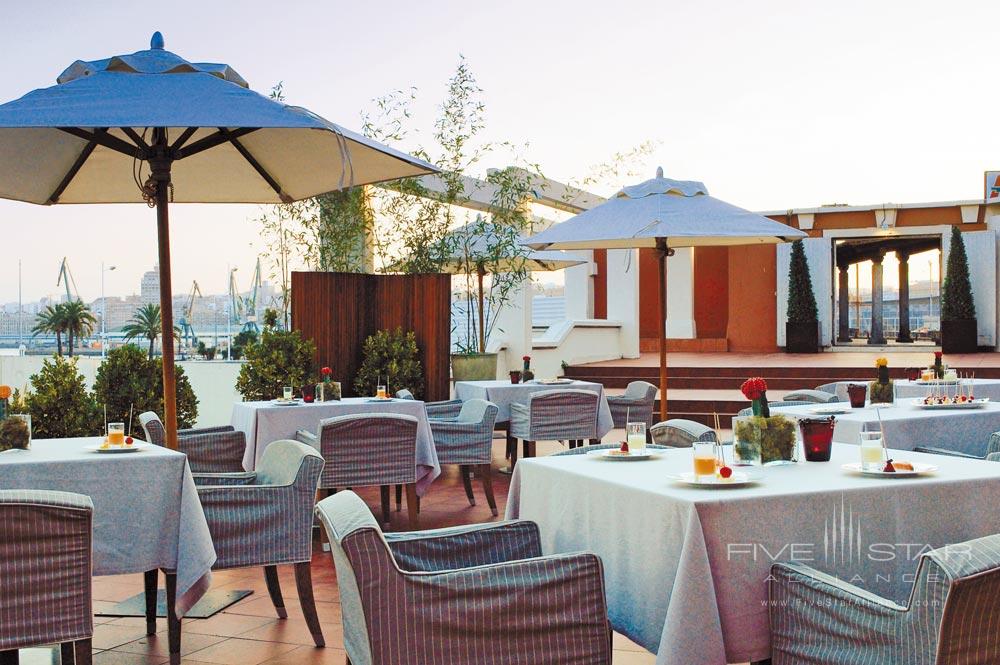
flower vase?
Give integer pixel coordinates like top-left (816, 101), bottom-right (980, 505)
top-left (734, 414), bottom-right (796, 465)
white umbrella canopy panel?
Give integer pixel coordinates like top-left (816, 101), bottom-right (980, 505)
top-left (0, 33), bottom-right (438, 449)
top-left (523, 168), bottom-right (806, 420)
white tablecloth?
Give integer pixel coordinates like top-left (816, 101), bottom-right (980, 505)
top-left (454, 380), bottom-right (614, 437)
top-left (773, 398), bottom-right (1000, 456)
top-left (0, 438), bottom-right (215, 616)
top-left (505, 445), bottom-right (1000, 664)
top-left (231, 398), bottom-right (441, 493)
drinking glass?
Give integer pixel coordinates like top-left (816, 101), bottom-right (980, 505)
top-left (692, 440), bottom-right (716, 479)
top-left (107, 422), bottom-right (125, 446)
top-left (859, 430), bottom-right (885, 471)
top-left (798, 417), bottom-right (834, 462)
top-left (283, 386), bottom-right (293, 401)
top-left (847, 384), bottom-right (867, 408)
top-left (376, 384), bottom-right (388, 399)
top-left (626, 422), bottom-right (646, 454)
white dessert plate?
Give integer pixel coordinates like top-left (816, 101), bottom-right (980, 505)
top-left (840, 462), bottom-right (938, 478)
top-left (667, 471), bottom-right (757, 487)
top-left (366, 397), bottom-right (394, 402)
top-left (587, 449), bottom-right (658, 461)
top-left (914, 379), bottom-right (959, 385)
top-left (811, 406), bottom-right (850, 415)
top-left (87, 442), bottom-right (147, 454)
top-left (917, 398), bottom-right (989, 410)
top-left (538, 378), bottom-right (573, 385)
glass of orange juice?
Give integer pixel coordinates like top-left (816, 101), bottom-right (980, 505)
top-left (692, 440), bottom-right (716, 480)
top-left (376, 384), bottom-right (387, 399)
top-left (107, 422), bottom-right (125, 446)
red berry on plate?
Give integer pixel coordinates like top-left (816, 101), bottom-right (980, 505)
top-left (125, 436), bottom-right (134, 445)
top-left (719, 466), bottom-right (733, 478)
top-left (620, 441), bottom-right (629, 453)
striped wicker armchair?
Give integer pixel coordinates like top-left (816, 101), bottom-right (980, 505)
top-left (0, 490), bottom-right (94, 665)
top-left (395, 388), bottom-right (464, 418)
top-left (139, 412), bottom-right (246, 473)
top-left (607, 380), bottom-right (657, 429)
top-left (650, 419), bottom-right (719, 447)
top-left (509, 389), bottom-right (600, 466)
top-left (769, 533), bottom-right (1000, 664)
top-left (428, 399), bottom-right (500, 515)
top-left (194, 440), bottom-right (326, 647)
top-left (781, 389), bottom-right (841, 403)
top-left (316, 490), bottom-right (612, 665)
top-left (297, 412), bottom-right (420, 528)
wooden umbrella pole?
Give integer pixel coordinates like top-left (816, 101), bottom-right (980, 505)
top-left (151, 128), bottom-right (178, 451)
top-left (656, 239), bottom-right (672, 421)
top-left (477, 264), bottom-right (486, 353)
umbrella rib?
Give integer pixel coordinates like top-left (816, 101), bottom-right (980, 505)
top-left (46, 133), bottom-right (102, 204)
top-left (58, 127), bottom-right (144, 158)
top-left (176, 127), bottom-right (259, 159)
top-left (170, 127), bottom-right (199, 153)
top-left (221, 128), bottom-right (293, 203)
top-left (121, 127), bottom-right (150, 152)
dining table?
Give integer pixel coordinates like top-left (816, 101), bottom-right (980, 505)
top-left (454, 379), bottom-right (615, 436)
top-left (771, 398), bottom-right (1000, 456)
top-left (230, 397), bottom-right (441, 493)
top-left (819, 378), bottom-right (1000, 403)
top-left (505, 444), bottom-right (1000, 665)
top-left (0, 437), bottom-right (216, 616)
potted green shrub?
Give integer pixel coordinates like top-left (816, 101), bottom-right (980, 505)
top-left (354, 327), bottom-right (424, 397)
top-left (236, 324), bottom-right (317, 401)
top-left (940, 226), bottom-right (977, 353)
top-left (23, 356), bottom-right (100, 439)
top-left (785, 240), bottom-right (820, 353)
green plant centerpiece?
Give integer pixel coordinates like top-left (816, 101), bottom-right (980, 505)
top-left (94, 344), bottom-right (199, 434)
top-left (354, 327), bottom-right (423, 398)
top-left (784, 239), bottom-right (820, 353)
top-left (733, 377), bottom-right (797, 465)
top-left (522, 355), bottom-right (534, 381)
top-left (0, 416), bottom-right (30, 452)
top-left (236, 323), bottom-right (317, 401)
top-left (869, 357), bottom-right (894, 404)
top-left (23, 356), bottom-right (101, 439)
top-left (940, 226), bottom-right (978, 353)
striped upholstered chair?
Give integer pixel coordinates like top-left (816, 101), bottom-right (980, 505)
top-left (139, 412), bottom-right (246, 473)
top-left (509, 389), bottom-right (601, 465)
top-left (769, 533), bottom-right (1000, 664)
top-left (395, 388), bottom-right (464, 418)
top-left (297, 413), bottom-right (420, 528)
top-left (316, 490), bottom-right (613, 665)
top-left (606, 380), bottom-right (658, 428)
top-left (736, 400), bottom-right (813, 417)
top-left (781, 389), bottom-right (841, 403)
top-left (427, 399), bottom-right (500, 515)
top-left (0, 490), bottom-right (94, 665)
top-left (193, 440), bottom-right (326, 647)
top-left (650, 419), bottom-right (719, 447)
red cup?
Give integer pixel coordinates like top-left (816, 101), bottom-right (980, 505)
top-left (847, 383), bottom-right (867, 408)
top-left (799, 417), bottom-right (835, 462)
top-left (510, 371), bottom-right (522, 384)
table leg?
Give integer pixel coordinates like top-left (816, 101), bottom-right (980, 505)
top-left (143, 569), bottom-right (158, 635)
top-left (164, 571), bottom-right (180, 663)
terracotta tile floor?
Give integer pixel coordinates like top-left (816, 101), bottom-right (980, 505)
top-left (16, 437), bottom-right (670, 665)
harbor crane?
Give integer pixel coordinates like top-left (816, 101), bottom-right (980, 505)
top-left (178, 280), bottom-right (202, 352)
top-left (228, 259), bottom-right (263, 334)
top-left (56, 257), bottom-right (81, 302)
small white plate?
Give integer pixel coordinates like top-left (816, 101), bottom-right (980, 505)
top-left (869, 402), bottom-right (894, 409)
top-left (915, 379), bottom-right (959, 385)
top-left (538, 379), bottom-right (573, 385)
top-left (841, 462), bottom-right (938, 478)
top-left (587, 449), bottom-right (658, 461)
top-left (273, 400), bottom-right (301, 407)
top-left (667, 471), bottom-right (757, 487)
top-left (917, 398), bottom-right (989, 410)
top-left (366, 397), bottom-right (395, 403)
top-left (87, 443), bottom-right (146, 454)
top-left (811, 406), bottom-right (850, 415)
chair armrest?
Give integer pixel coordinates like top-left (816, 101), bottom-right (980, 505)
top-left (193, 472), bottom-right (258, 486)
top-left (180, 425), bottom-right (234, 436)
top-left (396, 552), bottom-right (610, 664)
top-left (913, 446), bottom-right (981, 459)
top-left (385, 520), bottom-right (542, 571)
top-left (295, 429), bottom-right (318, 447)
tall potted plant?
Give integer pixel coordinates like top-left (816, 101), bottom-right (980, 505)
top-left (940, 226), bottom-right (977, 353)
top-left (785, 240), bottom-right (820, 353)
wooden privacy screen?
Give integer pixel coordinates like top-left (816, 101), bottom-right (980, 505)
top-left (291, 271), bottom-right (452, 401)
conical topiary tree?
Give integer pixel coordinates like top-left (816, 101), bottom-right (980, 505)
top-left (786, 240), bottom-right (818, 323)
top-left (941, 226), bottom-right (976, 321)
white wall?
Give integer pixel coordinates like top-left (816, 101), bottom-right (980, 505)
top-left (563, 252), bottom-right (595, 320)
top-left (666, 247), bottom-right (696, 338)
top-left (0, 356), bottom-right (243, 428)
top-left (776, 238), bottom-right (833, 347)
top-left (488, 278), bottom-right (534, 376)
top-left (605, 249), bottom-right (640, 358)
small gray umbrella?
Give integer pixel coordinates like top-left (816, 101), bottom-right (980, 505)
top-left (524, 168), bottom-right (806, 419)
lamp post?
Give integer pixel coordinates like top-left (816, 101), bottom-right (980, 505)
top-left (101, 263), bottom-right (116, 357)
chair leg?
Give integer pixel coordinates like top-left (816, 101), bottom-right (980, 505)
top-left (60, 643), bottom-right (74, 665)
top-left (143, 569), bottom-right (158, 635)
top-left (0, 651), bottom-right (17, 665)
top-left (478, 464), bottom-right (498, 516)
top-left (379, 486), bottom-right (391, 524)
top-left (395, 484), bottom-right (403, 511)
top-left (590, 438), bottom-right (600, 446)
top-left (164, 571), bottom-right (181, 661)
top-left (510, 439), bottom-right (518, 467)
top-left (73, 640), bottom-right (91, 665)
top-left (404, 483), bottom-right (419, 530)
top-left (263, 565), bottom-right (287, 619)
top-left (316, 489), bottom-right (331, 552)
top-left (294, 561), bottom-right (325, 648)
top-left (460, 465), bottom-right (476, 506)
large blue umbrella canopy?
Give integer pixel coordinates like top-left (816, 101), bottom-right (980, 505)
top-left (523, 168), bottom-right (806, 419)
top-left (0, 32), bottom-right (437, 449)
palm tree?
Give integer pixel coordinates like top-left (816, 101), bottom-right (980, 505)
top-left (31, 304), bottom-right (67, 356)
top-left (61, 300), bottom-right (97, 357)
top-left (123, 304), bottom-right (164, 359)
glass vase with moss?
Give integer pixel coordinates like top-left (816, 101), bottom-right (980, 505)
top-left (869, 358), bottom-right (894, 404)
top-left (734, 415), bottom-right (797, 465)
top-left (0, 414), bottom-right (31, 452)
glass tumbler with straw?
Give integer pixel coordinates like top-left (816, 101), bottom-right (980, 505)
top-left (859, 424), bottom-right (885, 471)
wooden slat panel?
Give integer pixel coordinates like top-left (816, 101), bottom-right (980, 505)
top-left (291, 272), bottom-right (451, 400)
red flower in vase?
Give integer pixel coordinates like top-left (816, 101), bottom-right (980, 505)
top-left (522, 355), bottom-right (531, 362)
top-left (740, 377), bottom-right (768, 401)
top-left (934, 351), bottom-right (943, 360)
top-left (321, 367), bottom-right (332, 377)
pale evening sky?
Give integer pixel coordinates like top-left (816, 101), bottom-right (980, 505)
top-left (0, 0), bottom-right (996, 303)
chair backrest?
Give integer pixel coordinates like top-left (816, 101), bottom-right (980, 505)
top-left (624, 380), bottom-right (658, 401)
top-left (650, 419), bottom-right (718, 447)
top-left (929, 534), bottom-right (1000, 664)
top-left (815, 382), bottom-right (840, 395)
top-left (0, 490), bottom-right (94, 650)
top-left (988, 432), bottom-right (1000, 456)
top-left (139, 411), bottom-right (165, 445)
top-left (396, 389), bottom-right (415, 400)
top-left (782, 389), bottom-right (839, 404)
top-left (455, 398), bottom-right (499, 427)
top-left (527, 389), bottom-right (600, 440)
top-left (317, 413), bottom-right (418, 489)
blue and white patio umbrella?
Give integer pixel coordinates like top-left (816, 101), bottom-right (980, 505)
top-left (522, 167), bottom-right (806, 419)
top-left (0, 32), bottom-right (437, 449)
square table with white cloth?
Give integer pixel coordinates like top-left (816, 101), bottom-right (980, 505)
top-left (893, 377), bottom-right (1000, 401)
top-left (505, 444), bottom-right (1000, 665)
top-left (0, 438), bottom-right (216, 616)
top-left (772, 398), bottom-right (1000, 456)
top-left (231, 398), bottom-right (441, 493)
top-left (454, 379), bottom-right (614, 436)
